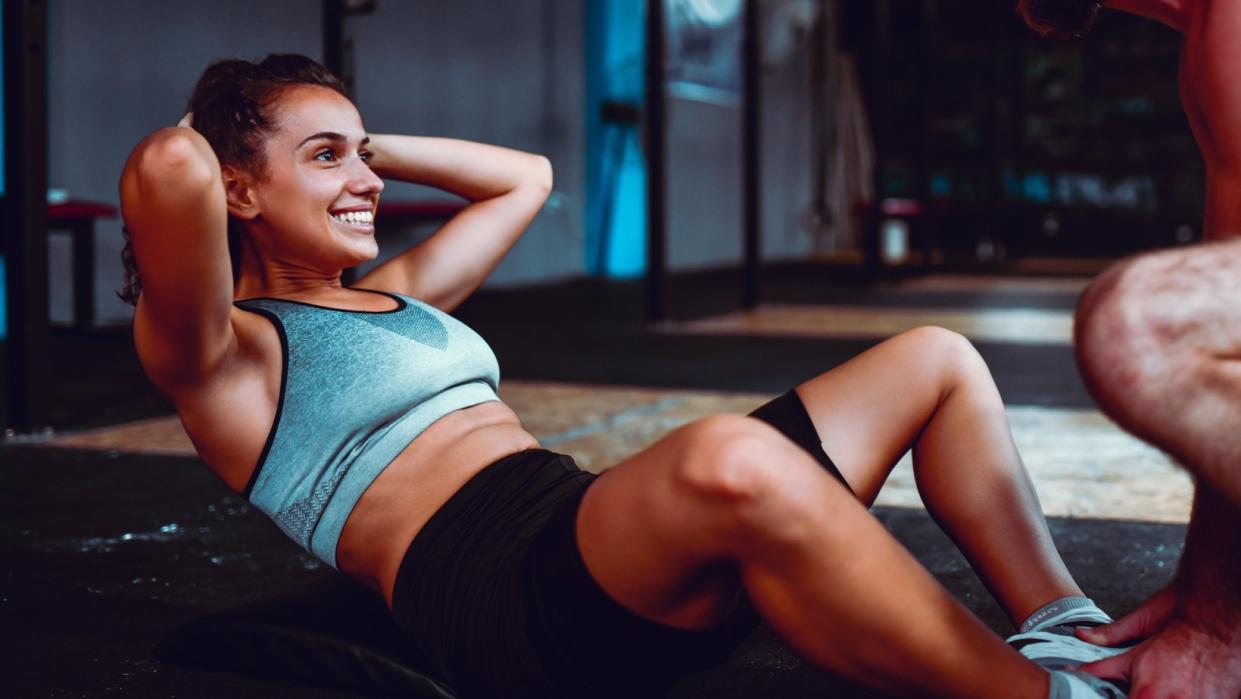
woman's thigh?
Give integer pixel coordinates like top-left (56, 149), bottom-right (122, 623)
top-left (575, 413), bottom-right (855, 632)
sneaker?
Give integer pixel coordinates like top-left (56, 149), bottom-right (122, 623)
top-left (1008, 625), bottom-right (1130, 671)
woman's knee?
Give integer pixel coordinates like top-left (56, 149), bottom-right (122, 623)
top-left (669, 416), bottom-right (835, 546)
top-left (671, 415), bottom-right (788, 503)
top-left (899, 325), bottom-right (991, 392)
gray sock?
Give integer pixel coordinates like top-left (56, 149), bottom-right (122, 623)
top-left (1021, 596), bottom-right (1112, 634)
top-left (1011, 597), bottom-right (1125, 673)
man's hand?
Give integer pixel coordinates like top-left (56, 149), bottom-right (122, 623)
top-left (1078, 586), bottom-right (1241, 698)
top-left (1077, 585), bottom-right (1178, 649)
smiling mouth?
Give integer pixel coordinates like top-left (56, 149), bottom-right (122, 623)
top-left (330, 210), bottom-right (375, 226)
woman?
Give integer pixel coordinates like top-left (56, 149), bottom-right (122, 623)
top-left (120, 54), bottom-right (1123, 699)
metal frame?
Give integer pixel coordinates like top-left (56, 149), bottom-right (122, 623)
top-left (322, 0), bottom-right (346, 90)
top-left (3, 0), bottom-right (51, 434)
top-left (643, 0), bottom-right (667, 323)
top-left (869, 0), bottom-right (891, 278)
top-left (644, 0), bottom-right (762, 323)
top-left (741, 0), bottom-right (761, 309)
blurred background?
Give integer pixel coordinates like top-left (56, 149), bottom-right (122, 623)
top-left (2, 0), bottom-right (1198, 434)
top-left (1, 0), bottom-right (1198, 432)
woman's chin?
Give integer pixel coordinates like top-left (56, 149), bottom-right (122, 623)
top-left (341, 247), bottom-right (379, 271)
top-left (331, 235), bottom-right (379, 266)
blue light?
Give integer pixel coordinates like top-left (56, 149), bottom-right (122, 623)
top-left (585, 0), bottom-right (646, 278)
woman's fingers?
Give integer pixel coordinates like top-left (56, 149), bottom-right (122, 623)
top-left (1076, 585), bottom-right (1177, 647)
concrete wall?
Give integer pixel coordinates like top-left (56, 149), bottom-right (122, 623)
top-left (665, 0), bottom-right (826, 272)
top-left (347, 0), bottom-right (586, 286)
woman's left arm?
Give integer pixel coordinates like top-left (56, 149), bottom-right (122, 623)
top-left (354, 134), bottom-right (552, 310)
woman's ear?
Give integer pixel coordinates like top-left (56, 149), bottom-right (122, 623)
top-left (222, 165), bottom-right (259, 220)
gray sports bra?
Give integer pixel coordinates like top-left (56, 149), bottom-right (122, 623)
top-left (233, 289), bottom-right (501, 569)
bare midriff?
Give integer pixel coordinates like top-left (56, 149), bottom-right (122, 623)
top-left (333, 400), bottom-right (541, 608)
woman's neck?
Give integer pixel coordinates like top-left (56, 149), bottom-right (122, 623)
top-left (234, 245), bottom-right (344, 300)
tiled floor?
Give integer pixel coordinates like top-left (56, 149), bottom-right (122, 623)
top-left (46, 379), bottom-right (1190, 524)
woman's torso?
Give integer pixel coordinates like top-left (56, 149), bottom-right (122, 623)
top-left (157, 290), bottom-right (539, 607)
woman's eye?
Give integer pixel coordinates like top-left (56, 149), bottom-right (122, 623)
top-left (359, 150), bottom-right (373, 162)
top-left (314, 149), bottom-right (336, 162)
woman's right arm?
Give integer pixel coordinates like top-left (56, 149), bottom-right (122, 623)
top-left (119, 126), bottom-right (235, 389)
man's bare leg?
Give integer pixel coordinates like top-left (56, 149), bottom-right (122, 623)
top-left (1079, 489), bottom-right (1241, 697)
top-left (1076, 240), bottom-right (1241, 510)
top-left (1074, 242), bottom-right (1241, 697)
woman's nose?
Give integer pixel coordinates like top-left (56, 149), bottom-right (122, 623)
top-left (348, 158), bottom-right (384, 195)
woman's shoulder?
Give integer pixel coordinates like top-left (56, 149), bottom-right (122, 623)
top-left (153, 305), bottom-right (285, 493)
top-left (135, 298), bottom-right (275, 394)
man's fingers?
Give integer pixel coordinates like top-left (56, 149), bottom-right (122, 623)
top-left (1077, 587), bottom-right (1176, 646)
top-left (1075, 614), bottom-right (1150, 646)
top-left (1078, 651), bottom-right (1135, 682)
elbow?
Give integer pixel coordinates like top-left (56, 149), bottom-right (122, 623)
top-left (134, 129), bottom-right (216, 189)
top-left (505, 155), bottom-right (552, 209)
top-left (529, 155), bottom-right (553, 197)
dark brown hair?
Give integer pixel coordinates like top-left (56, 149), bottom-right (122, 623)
top-left (1017, 0), bottom-right (1103, 39)
top-left (118, 54), bottom-right (348, 305)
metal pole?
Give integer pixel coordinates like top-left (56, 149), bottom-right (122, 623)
top-left (323, 0), bottom-right (377, 96)
top-left (741, 0), bottom-right (761, 308)
top-left (868, 0), bottom-right (891, 279)
top-left (644, 0), bottom-right (667, 323)
top-left (322, 0), bottom-right (346, 87)
top-left (4, 0), bottom-right (51, 434)
top-left (918, 0), bottom-right (935, 271)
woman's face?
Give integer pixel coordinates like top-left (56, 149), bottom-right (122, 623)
top-left (248, 85), bottom-right (384, 273)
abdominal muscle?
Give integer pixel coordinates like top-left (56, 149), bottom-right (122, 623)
top-left (333, 400), bottom-right (541, 608)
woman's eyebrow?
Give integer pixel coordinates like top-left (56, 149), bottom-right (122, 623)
top-left (297, 132), bottom-right (370, 148)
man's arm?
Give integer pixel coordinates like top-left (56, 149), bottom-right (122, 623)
top-left (1181, 0), bottom-right (1241, 239)
top-left (1103, 0), bottom-right (1188, 32)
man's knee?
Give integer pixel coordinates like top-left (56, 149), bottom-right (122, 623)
top-left (1074, 252), bottom-right (1188, 408)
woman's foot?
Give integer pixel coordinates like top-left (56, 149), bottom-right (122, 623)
top-left (1009, 597), bottom-right (1129, 672)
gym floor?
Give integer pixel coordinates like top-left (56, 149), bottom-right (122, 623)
top-left (1, 267), bottom-right (1187, 697)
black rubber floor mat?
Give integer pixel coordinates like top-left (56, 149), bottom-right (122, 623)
top-left (2, 447), bottom-right (1182, 698)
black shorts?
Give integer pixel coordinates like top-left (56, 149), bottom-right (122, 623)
top-left (390, 390), bottom-right (848, 699)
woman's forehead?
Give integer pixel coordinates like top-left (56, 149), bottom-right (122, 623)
top-left (271, 86), bottom-right (366, 143)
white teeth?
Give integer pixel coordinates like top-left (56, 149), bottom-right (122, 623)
top-left (332, 210), bottom-right (374, 225)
